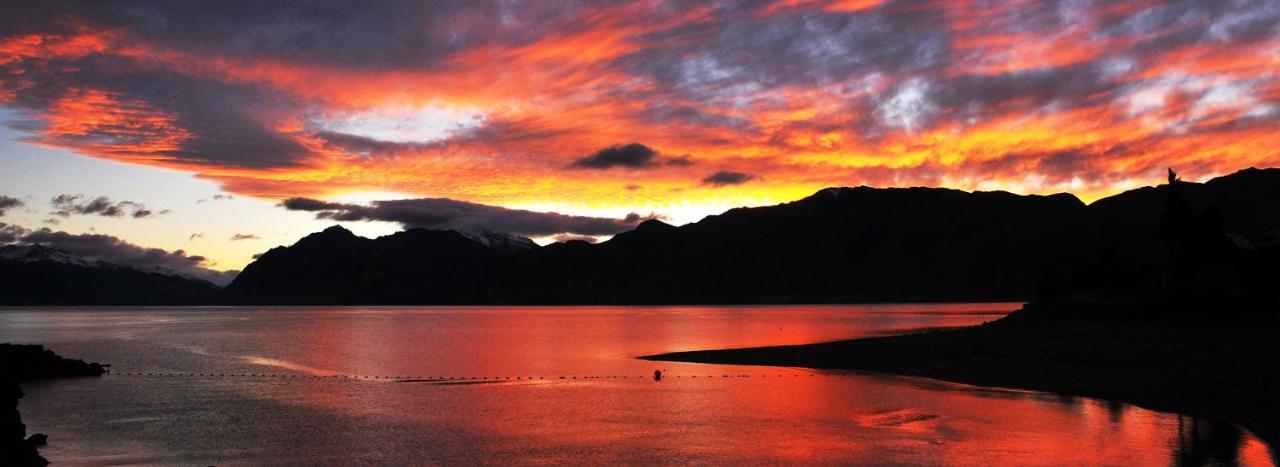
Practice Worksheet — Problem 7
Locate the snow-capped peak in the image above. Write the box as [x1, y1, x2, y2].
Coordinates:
[457, 229, 538, 252]
[0, 244, 96, 267]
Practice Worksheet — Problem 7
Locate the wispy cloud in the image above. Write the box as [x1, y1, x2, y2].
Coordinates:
[281, 197, 648, 237]
[196, 194, 234, 204]
[702, 171, 756, 187]
[50, 194, 158, 218]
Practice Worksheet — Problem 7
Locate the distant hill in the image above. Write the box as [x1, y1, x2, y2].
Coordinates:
[1069, 168, 1280, 294]
[0, 245, 221, 305]
[1089, 167, 1280, 248]
[143, 166, 1280, 305]
[488, 188, 1093, 304]
[218, 227, 524, 304]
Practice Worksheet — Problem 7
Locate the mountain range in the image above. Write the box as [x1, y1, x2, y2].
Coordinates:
[0, 244, 221, 305]
[3, 168, 1274, 306]
[217, 167, 1280, 305]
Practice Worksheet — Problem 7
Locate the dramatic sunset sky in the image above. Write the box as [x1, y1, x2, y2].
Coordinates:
[1, 0, 1277, 280]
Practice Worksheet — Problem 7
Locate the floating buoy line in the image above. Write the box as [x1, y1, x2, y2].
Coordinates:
[101, 371, 823, 383]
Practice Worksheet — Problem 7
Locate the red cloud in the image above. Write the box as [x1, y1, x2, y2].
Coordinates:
[0, 0, 1275, 212]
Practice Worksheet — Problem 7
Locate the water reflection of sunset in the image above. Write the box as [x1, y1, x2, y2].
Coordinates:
[6, 306, 1268, 464]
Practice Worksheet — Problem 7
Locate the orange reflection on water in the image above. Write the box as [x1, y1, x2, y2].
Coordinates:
[5, 305, 1273, 465]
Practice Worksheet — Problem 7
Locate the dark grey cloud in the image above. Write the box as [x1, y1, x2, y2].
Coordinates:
[934, 63, 1117, 124]
[314, 131, 433, 156]
[281, 197, 646, 237]
[618, 2, 951, 102]
[571, 143, 659, 169]
[701, 170, 756, 186]
[131, 72, 312, 169]
[20, 1, 594, 73]
[622, 212, 668, 223]
[50, 194, 155, 218]
[279, 198, 349, 212]
[569, 143, 697, 169]
[230, 234, 260, 241]
[2, 53, 313, 169]
[616, 0, 1280, 138]
[0, 223, 29, 243]
[9, 227, 235, 285]
[665, 155, 695, 167]
[0, 196, 23, 216]
[1101, 0, 1280, 56]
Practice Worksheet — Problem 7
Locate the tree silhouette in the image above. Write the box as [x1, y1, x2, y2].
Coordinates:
[1157, 169, 1192, 242]
[1154, 168, 1231, 303]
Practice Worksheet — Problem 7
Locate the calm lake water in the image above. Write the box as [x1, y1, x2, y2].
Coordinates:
[1, 304, 1273, 465]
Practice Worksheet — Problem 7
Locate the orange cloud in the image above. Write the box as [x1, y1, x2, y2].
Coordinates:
[0, 0, 1276, 223]
[38, 87, 192, 162]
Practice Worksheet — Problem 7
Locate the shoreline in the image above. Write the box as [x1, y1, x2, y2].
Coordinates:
[1, 344, 106, 466]
[641, 303, 1280, 457]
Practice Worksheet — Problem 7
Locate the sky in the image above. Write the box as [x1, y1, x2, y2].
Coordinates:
[1, 0, 1278, 279]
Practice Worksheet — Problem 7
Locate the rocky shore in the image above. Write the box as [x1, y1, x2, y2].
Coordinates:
[1, 344, 106, 466]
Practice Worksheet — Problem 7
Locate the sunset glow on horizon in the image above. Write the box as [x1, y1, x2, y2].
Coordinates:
[2, 0, 1279, 271]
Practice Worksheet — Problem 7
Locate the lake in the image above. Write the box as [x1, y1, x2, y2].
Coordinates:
[1, 304, 1273, 465]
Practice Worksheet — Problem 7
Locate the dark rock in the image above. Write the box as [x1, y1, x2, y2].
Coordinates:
[1, 344, 105, 466]
[0, 344, 107, 380]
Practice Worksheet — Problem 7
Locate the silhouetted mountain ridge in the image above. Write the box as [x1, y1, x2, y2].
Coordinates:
[210, 166, 1280, 305]
[1090, 167, 1280, 245]
[0, 245, 221, 305]
[488, 185, 1092, 304]
[221, 226, 508, 304]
